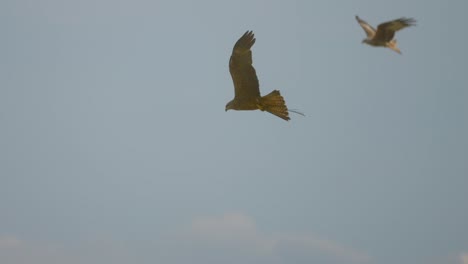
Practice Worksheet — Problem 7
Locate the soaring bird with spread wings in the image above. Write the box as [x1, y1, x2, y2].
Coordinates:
[225, 31, 301, 121]
[356, 16, 416, 54]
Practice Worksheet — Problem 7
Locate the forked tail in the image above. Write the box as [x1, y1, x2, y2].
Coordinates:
[260, 90, 291, 121]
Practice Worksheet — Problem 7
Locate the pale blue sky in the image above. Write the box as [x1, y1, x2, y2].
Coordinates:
[1, 0, 467, 264]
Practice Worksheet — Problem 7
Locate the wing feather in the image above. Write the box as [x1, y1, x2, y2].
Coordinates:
[229, 31, 261, 99]
[374, 17, 416, 42]
[355, 16, 376, 38]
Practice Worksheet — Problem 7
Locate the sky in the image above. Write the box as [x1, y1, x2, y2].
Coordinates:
[1, 0, 467, 263]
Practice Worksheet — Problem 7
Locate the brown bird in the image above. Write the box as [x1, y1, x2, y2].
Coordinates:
[356, 16, 416, 54]
[225, 31, 301, 121]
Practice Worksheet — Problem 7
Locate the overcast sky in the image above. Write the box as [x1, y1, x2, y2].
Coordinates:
[1, 0, 467, 264]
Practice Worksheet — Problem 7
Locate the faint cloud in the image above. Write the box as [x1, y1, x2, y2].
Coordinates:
[185, 212, 276, 255]
[189, 212, 267, 243]
[0, 237, 75, 264]
[173, 212, 372, 264]
[190, 212, 257, 236]
[460, 252, 468, 264]
[273, 234, 371, 264]
[0, 236, 134, 264]
[0, 236, 21, 249]
[0, 213, 372, 264]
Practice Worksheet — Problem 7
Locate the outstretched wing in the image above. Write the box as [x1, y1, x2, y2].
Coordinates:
[355, 16, 376, 38]
[374, 17, 416, 42]
[229, 31, 261, 99]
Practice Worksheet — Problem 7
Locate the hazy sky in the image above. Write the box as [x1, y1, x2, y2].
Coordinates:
[1, 0, 467, 264]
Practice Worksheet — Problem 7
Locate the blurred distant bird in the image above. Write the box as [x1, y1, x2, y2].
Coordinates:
[355, 16, 416, 54]
[225, 31, 302, 121]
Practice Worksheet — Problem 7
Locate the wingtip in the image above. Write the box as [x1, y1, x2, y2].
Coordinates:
[400, 17, 417, 26]
[242, 30, 255, 41]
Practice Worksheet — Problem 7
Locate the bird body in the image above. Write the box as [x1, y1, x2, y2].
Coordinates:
[356, 16, 416, 54]
[225, 31, 297, 121]
[225, 90, 290, 120]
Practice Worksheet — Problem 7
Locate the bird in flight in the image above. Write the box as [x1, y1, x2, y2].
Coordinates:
[225, 31, 302, 121]
[355, 16, 416, 54]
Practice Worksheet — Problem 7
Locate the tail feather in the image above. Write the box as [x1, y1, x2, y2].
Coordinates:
[260, 90, 291, 121]
[388, 40, 402, 54]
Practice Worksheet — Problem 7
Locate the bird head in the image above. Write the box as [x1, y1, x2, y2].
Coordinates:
[225, 99, 240, 111]
[225, 100, 233, 111]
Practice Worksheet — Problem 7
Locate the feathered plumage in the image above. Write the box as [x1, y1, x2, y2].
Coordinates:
[226, 31, 302, 121]
[356, 16, 416, 54]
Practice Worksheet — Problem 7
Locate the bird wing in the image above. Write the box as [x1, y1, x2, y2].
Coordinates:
[355, 16, 376, 38]
[229, 31, 261, 99]
[374, 17, 416, 42]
